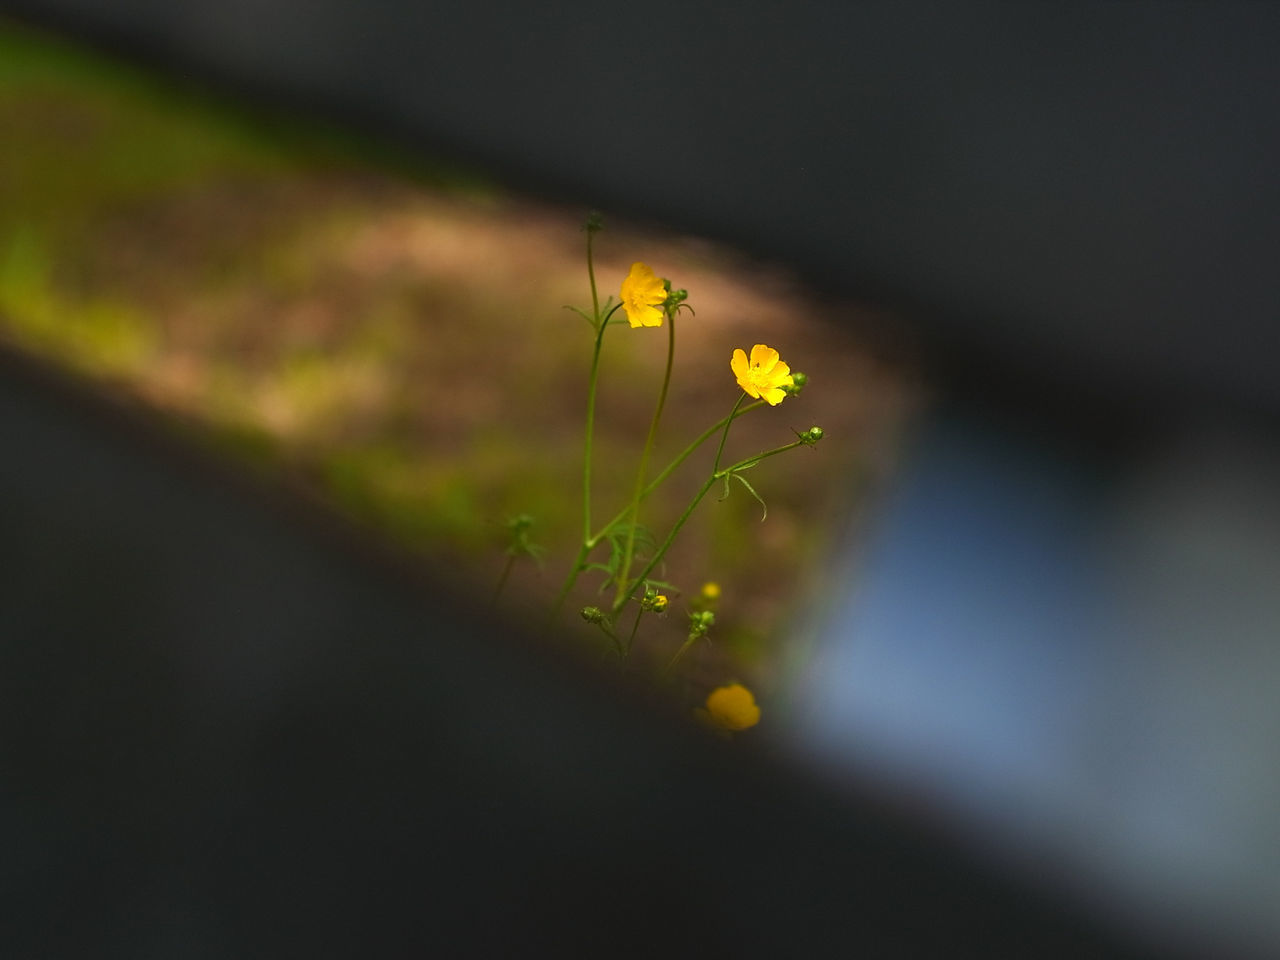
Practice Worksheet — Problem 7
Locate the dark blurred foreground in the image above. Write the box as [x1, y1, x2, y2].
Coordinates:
[0, 346, 1158, 956]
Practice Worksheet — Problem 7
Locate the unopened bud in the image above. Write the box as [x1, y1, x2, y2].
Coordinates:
[782, 371, 808, 396]
[688, 609, 716, 640]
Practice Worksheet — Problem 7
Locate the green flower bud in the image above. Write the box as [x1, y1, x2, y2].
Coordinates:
[580, 606, 606, 623]
[583, 211, 605, 233]
[688, 609, 716, 640]
[800, 425, 824, 446]
[782, 371, 808, 396]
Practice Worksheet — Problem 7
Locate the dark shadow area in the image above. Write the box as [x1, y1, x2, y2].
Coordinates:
[0, 344, 1153, 955]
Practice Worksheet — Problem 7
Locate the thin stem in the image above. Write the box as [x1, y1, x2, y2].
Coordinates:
[721, 438, 805, 476]
[582, 313, 609, 544]
[547, 234, 610, 633]
[614, 312, 676, 609]
[493, 553, 517, 604]
[611, 395, 744, 617]
[611, 398, 809, 619]
[625, 604, 644, 658]
[712, 394, 747, 473]
[663, 635, 698, 676]
[613, 475, 715, 619]
[547, 541, 589, 630]
[586, 399, 765, 549]
[551, 396, 765, 630]
[586, 227, 600, 333]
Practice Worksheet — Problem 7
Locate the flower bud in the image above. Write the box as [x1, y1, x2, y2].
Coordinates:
[583, 211, 604, 233]
[580, 606, 606, 623]
[800, 425, 824, 446]
[782, 371, 808, 396]
[688, 609, 716, 640]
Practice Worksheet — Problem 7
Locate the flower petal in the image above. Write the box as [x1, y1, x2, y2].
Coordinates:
[761, 386, 786, 406]
[749, 344, 779, 373]
[705, 684, 760, 730]
[730, 348, 749, 380]
[770, 361, 792, 386]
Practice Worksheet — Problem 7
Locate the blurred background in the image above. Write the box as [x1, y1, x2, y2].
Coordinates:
[5, 3, 1280, 956]
[0, 16, 921, 689]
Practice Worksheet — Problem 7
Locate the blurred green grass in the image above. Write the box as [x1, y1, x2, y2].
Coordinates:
[0, 17, 921, 693]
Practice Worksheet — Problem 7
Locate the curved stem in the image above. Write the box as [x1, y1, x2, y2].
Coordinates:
[613, 313, 676, 609]
[493, 553, 517, 604]
[547, 541, 590, 630]
[611, 395, 744, 618]
[663, 635, 698, 676]
[625, 604, 644, 658]
[548, 238, 609, 632]
[581, 317, 609, 544]
[586, 227, 600, 332]
[588, 399, 764, 550]
[721, 438, 805, 475]
[712, 394, 747, 473]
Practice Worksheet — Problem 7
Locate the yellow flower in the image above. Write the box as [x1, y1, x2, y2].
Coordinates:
[731, 344, 794, 405]
[620, 262, 666, 328]
[698, 683, 761, 731]
[700, 582, 721, 601]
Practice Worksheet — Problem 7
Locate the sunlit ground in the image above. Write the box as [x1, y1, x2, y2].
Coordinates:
[0, 18, 923, 702]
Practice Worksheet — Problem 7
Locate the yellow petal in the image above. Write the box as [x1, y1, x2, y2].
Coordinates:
[640, 304, 664, 327]
[705, 684, 760, 730]
[770, 361, 792, 386]
[730, 348, 749, 380]
[640, 279, 666, 302]
[749, 344, 779, 372]
[621, 263, 655, 301]
[761, 386, 786, 406]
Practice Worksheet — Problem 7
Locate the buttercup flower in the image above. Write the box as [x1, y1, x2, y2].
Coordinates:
[698, 683, 761, 731]
[620, 262, 666, 328]
[731, 344, 794, 405]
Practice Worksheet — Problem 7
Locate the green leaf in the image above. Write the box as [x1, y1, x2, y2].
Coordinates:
[733, 472, 768, 521]
[563, 304, 596, 327]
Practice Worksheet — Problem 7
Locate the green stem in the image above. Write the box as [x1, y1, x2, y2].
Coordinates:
[546, 319, 608, 629]
[663, 635, 698, 676]
[611, 395, 745, 618]
[720, 438, 806, 476]
[582, 312, 609, 545]
[547, 541, 590, 630]
[587, 399, 764, 550]
[712, 395, 747, 473]
[547, 233, 612, 632]
[625, 604, 644, 658]
[550, 396, 764, 630]
[493, 553, 517, 604]
[613, 312, 676, 609]
[586, 226, 600, 333]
